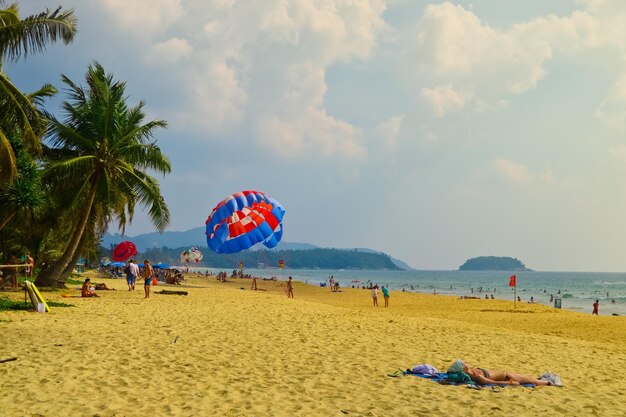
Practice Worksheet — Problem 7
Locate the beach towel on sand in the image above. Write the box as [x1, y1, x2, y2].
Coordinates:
[389, 370, 536, 388]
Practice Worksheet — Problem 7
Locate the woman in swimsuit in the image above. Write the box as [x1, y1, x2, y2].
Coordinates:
[449, 360, 551, 386]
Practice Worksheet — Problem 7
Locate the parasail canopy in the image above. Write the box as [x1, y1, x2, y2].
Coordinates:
[180, 247, 203, 264]
[112, 241, 137, 262]
[205, 190, 285, 254]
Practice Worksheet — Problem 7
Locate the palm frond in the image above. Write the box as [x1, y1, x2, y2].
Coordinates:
[0, 128, 16, 183]
[0, 4, 77, 62]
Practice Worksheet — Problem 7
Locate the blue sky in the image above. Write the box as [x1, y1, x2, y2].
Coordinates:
[11, 0, 626, 271]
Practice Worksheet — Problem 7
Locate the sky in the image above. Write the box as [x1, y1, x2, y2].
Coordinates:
[10, 0, 626, 272]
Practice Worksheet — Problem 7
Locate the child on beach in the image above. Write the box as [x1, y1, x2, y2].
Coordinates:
[593, 300, 599, 315]
[372, 285, 379, 307]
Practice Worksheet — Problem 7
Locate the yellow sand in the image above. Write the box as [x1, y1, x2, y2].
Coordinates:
[1, 272, 625, 416]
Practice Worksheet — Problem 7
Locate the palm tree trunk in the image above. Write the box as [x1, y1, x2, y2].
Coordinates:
[0, 211, 15, 230]
[59, 230, 88, 282]
[35, 184, 97, 287]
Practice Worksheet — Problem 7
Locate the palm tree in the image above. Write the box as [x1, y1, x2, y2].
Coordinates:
[0, 2, 76, 183]
[36, 62, 171, 287]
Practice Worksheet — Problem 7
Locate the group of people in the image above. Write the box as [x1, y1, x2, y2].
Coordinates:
[371, 285, 390, 307]
[123, 259, 156, 299]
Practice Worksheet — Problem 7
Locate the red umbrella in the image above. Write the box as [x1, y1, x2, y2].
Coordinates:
[112, 241, 137, 262]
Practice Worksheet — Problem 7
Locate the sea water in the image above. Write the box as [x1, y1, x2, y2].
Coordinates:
[187, 267, 626, 317]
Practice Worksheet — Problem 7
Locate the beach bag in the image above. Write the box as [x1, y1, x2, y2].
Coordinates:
[410, 364, 438, 376]
[151, 276, 158, 286]
[123, 264, 131, 275]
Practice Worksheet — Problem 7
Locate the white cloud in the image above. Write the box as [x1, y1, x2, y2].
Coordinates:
[413, 2, 602, 116]
[177, 62, 248, 133]
[146, 38, 193, 64]
[609, 144, 626, 162]
[87, 1, 387, 159]
[257, 110, 365, 160]
[113, 0, 387, 160]
[421, 85, 471, 117]
[376, 115, 404, 147]
[102, 0, 184, 34]
[493, 157, 532, 184]
[596, 72, 626, 128]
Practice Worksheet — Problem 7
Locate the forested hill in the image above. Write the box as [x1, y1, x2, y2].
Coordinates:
[105, 247, 403, 270]
[458, 256, 531, 271]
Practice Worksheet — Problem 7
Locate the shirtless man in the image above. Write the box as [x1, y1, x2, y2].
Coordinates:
[26, 255, 34, 277]
[448, 360, 558, 386]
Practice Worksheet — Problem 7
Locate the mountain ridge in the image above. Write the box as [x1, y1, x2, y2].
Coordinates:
[101, 227, 413, 270]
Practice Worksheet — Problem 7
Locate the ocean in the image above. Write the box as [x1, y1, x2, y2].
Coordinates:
[186, 267, 626, 317]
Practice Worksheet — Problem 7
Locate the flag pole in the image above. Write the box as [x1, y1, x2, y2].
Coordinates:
[514, 285, 517, 309]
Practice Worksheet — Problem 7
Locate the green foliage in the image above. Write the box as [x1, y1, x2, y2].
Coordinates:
[0, 297, 72, 311]
[459, 256, 530, 271]
[37, 62, 171, 286]
[0, 2, 76, 182]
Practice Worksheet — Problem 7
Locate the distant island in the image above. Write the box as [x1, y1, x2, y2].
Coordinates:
[458, 256, 531, 271]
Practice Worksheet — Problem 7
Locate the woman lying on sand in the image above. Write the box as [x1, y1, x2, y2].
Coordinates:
[448, 360, 562, 386]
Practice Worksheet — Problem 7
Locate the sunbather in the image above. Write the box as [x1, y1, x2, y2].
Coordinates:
[81, 279, 100, 298]
[448, 360, 561, 386]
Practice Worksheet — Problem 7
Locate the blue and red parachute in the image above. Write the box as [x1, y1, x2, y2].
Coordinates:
[205, 190, 285, 254]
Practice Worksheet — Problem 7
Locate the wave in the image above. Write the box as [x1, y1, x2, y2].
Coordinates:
[593, 281, 626, 286]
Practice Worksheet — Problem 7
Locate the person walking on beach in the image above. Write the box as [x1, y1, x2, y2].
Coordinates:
[592, 299, 599, 315]
[382, 285, 390, 307]
[129, 259, 140, 291]
[286, 276, 294, 298]
[124, 260, 133, 291]
[251, 276, 257, 290]
[372, 285, 379, 307]
[143, 260, 154, 299]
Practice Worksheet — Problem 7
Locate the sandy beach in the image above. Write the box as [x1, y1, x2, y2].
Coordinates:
[1, 272, 625, 416]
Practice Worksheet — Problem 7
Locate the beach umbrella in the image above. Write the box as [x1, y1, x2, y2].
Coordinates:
[180, 247, 203, 264]
[112, 241, 137, 262]
[100, 257, 111, 265]
[109, 261, 125, 267]
[154, 263, 170, 269]
[205, 190, 286, 254]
